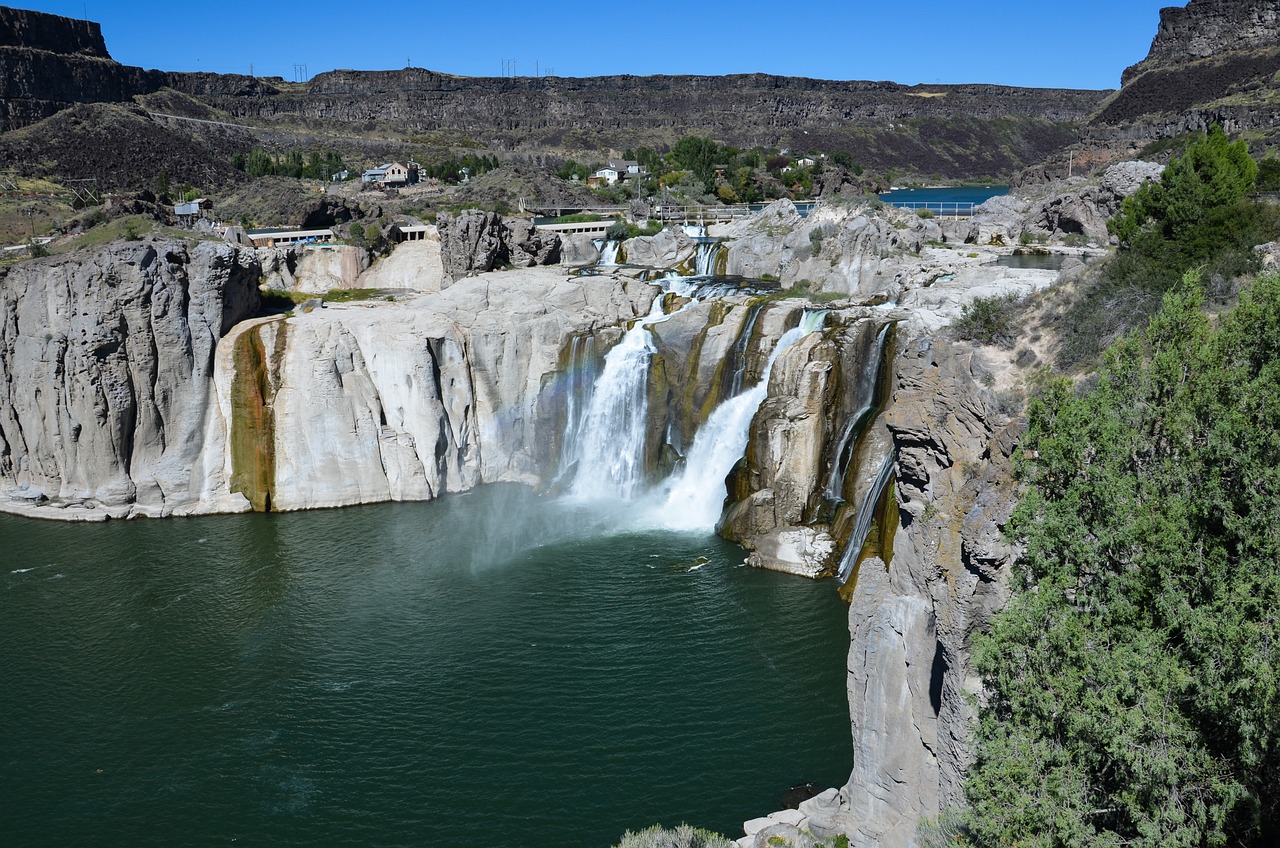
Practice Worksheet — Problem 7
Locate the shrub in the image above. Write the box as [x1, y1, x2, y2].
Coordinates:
[950, 293, 1023, 348]
[27, 239, 49, 258]
[614, 824, 734, 848]
[916, 208, 935, 219]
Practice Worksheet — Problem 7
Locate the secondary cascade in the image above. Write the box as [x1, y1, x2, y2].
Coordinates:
[655, 310, 828, 532]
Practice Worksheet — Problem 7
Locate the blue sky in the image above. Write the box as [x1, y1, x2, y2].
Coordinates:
[19, 0, 1171, 90]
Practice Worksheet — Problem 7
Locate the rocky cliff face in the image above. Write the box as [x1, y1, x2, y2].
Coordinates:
[1122, 0, 1280, 85]
[0, 7, 171, 130]
[0, 240, 260, 515]
[735, 338, 1022, 848]
[1083, 0, 1280, 157]
[0, 249, 666, 518]
[0, 7, 1102, 177]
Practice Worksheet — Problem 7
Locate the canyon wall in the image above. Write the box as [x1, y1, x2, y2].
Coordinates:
[0, 240, 260, 515]
[0, 7, 1103, 177]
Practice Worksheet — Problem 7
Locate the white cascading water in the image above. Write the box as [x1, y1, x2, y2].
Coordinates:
[654, 310, 828, 531]
[836, 450, 896, 582]
[567, 296, 673, 501]
[596, 239, 621, 267]
[556, 334, 598, 481]
[825, 322, 892, 502]
[693, 240, 722, 276]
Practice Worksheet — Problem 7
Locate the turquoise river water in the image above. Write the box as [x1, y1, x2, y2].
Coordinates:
[1, 485, 852, 847]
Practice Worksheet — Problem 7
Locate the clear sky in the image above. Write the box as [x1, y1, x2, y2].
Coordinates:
[15, 0, 1173, 90]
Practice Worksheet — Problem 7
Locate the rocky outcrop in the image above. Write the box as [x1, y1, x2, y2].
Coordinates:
[621, 228, 697, 269]
[1122, 0, 1280, 85]
[0, 240, 260, 517]
[964, 161, 1164, 245]
[1024, 160, 1164, 241]
[714, 200, 926, 298]
[736, 337, 1022, 848]
[436, 211, 561, 282]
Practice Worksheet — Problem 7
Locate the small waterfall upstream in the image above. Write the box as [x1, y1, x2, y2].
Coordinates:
[835, 451, 897, 583]
[722, 303, 765, 399]
[595, 239, 621, 267]
[825, 322, 893, 502]
[693, 239, 723, 276]
[656, 310, 828, 532]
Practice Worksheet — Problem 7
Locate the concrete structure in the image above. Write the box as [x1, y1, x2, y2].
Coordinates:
[246, 227, 335, 248]
[390, 223, 432, 242]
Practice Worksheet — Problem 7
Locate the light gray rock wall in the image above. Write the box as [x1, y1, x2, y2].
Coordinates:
[842, 338, 1019, 846]
[0, 240, 260, 517]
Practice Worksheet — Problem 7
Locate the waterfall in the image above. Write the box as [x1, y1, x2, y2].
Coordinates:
[656, 310, 828, 531]
[835, 451, 896, 583]
[595, 239, 621, 267]
[722, 303, 765, 400]
[693, 240, 722, 276]
[825, 322, 893, 502]
[567, 297, 673, 501]
[557, 334, 598, 479]
[682, 225, 706, 239]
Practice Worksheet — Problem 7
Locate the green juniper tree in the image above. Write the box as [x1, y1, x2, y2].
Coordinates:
[965, 272, 1280, 847]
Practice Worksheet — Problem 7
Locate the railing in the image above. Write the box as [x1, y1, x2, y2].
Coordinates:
[883, 201, 975, 217]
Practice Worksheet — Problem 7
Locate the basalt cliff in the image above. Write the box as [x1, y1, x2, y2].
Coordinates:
[0, 6, 1103, 179]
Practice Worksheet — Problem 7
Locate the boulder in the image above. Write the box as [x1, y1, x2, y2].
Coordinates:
[436, 210, 561, 281]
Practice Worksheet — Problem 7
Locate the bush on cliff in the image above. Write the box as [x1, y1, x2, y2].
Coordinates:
[1055, 125, 1280, 370]
[965, 271, 1280, 847]
[614, 823, 734, 848]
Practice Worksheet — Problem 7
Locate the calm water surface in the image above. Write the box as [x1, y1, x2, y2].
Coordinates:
[1, 485, 851, 847]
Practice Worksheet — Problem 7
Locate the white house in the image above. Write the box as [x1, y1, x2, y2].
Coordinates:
[361, 162, 419, 186]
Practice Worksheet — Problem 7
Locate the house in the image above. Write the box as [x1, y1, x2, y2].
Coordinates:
[361, 162, 419, 186]
[795, 157, 816, 169]
[590, 165, 623, 186]
[590, 160, 646, 186]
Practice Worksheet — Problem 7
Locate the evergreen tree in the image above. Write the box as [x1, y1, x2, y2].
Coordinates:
[966, 272, 1280, 846]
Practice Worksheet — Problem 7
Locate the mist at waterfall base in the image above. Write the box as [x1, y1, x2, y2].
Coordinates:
[0, 492, 851, 848]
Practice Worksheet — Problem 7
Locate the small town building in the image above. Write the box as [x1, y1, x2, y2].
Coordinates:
[174, 198, 213, 225]
[246, 227, 335, 248]
[590, 160, 646, 186]
[390, 223, 432, 243]
[362, 162, 419, 187]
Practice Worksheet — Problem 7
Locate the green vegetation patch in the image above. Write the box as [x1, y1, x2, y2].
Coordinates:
[951, 293, 1024, 349]
[1053, 125, 1280, 370]
[964, 271, 1280, 846]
